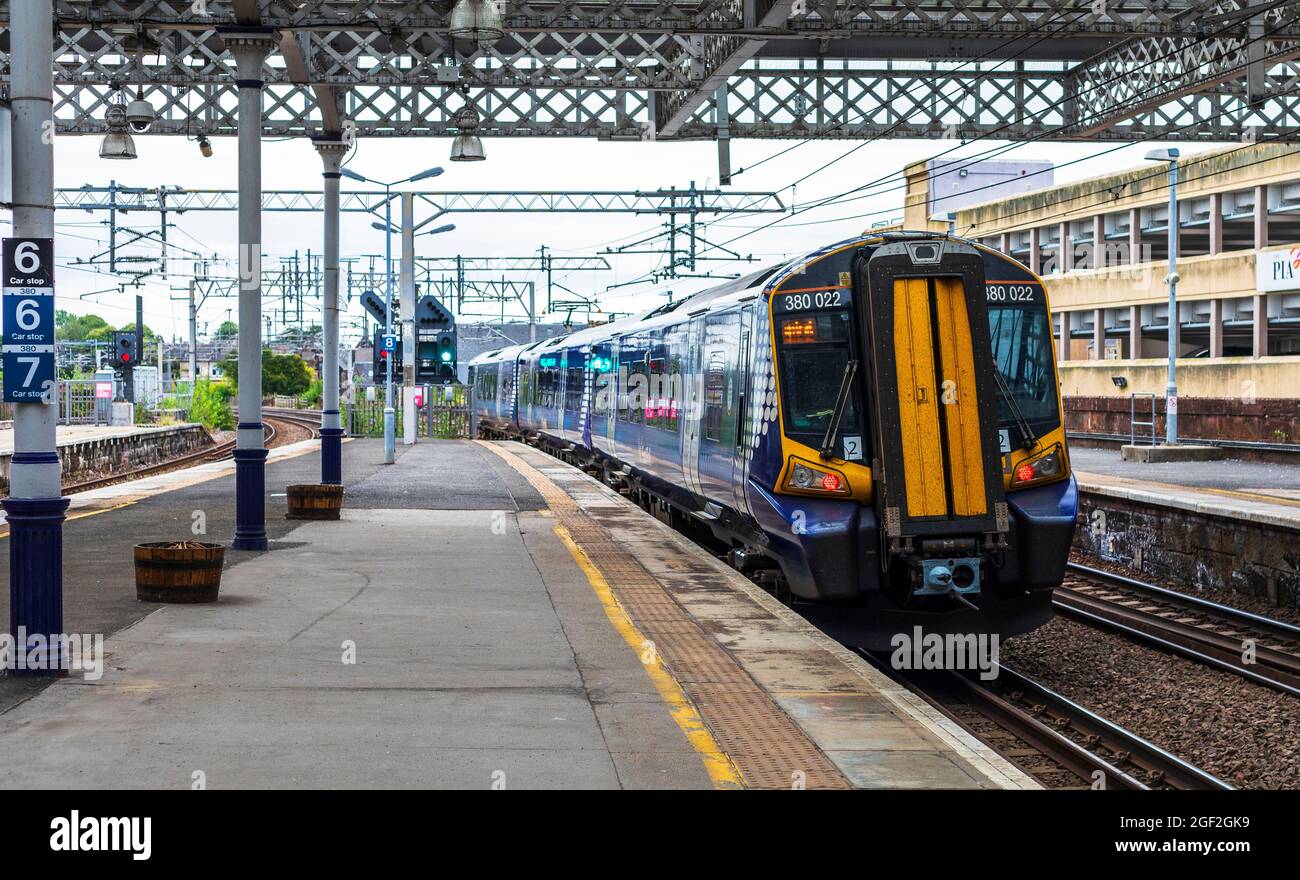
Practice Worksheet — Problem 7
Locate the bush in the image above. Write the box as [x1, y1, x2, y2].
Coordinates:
[188, 380, 235, 431]
[218, 350, 313, 398]
[300, 377, 323, 407]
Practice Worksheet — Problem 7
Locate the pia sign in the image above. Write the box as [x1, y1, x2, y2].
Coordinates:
[1256, 246, 1300, 292]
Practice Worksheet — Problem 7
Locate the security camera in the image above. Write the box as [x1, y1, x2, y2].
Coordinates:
[125, 98, 155, 133]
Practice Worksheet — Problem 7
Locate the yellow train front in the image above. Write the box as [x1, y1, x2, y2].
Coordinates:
[754, 234, 1075, 648]
[469, 232, 1076, 650]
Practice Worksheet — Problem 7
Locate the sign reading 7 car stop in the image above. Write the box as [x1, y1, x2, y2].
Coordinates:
[3, 237, 57, 404]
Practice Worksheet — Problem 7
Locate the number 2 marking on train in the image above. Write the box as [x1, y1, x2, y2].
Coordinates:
[842, 435, 863, 461]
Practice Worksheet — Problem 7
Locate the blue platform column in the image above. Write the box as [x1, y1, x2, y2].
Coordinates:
[314, 138, 348, 484]
[227, 31, 276, 551]
[5, 0, 70, 675]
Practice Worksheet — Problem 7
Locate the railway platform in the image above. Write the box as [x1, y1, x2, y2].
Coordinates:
[1070, 446, 1300, 613]
[0, 437, 1032, 790]
[1072, 446, 1300, 529]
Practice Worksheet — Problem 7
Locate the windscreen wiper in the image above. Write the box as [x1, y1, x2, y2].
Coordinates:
[820, 359, 859, 460]
[993, 369, 1037, 451]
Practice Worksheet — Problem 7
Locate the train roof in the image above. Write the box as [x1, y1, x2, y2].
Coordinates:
[469, 232, 1033, 365]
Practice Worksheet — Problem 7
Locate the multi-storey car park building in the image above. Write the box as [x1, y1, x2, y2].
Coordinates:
[938, 143, 1300, 449]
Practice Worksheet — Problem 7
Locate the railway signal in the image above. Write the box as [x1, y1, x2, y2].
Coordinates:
[113, 331, 137, 369]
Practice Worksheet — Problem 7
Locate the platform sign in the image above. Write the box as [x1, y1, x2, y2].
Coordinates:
[3, 237, 56, 403]
[380, 334, 397, 353]
[95, 381, 113, 400]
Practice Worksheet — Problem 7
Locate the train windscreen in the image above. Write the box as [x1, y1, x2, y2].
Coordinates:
[987, 305, 1059, 439]
[776, 310, 862, 439]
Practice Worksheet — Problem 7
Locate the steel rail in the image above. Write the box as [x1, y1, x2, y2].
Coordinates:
[1058, 563, 1300, 696]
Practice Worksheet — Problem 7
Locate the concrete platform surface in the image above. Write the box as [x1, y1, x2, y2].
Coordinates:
[0, 438, 1033, 790]
[0, 422, 200, 456]
[1073, 445, 1300, 529]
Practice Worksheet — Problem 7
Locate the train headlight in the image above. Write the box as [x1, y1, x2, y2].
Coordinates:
[782, 457, 851, 496]
[1010, 444, 1065, 488]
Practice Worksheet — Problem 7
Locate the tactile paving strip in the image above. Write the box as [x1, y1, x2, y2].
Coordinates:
[480, 441, 852, 790]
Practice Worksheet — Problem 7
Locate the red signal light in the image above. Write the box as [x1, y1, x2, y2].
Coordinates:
[120, 353, 131, 363]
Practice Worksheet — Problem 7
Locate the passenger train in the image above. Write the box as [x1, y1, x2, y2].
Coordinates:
[469, 233, 1077, 648]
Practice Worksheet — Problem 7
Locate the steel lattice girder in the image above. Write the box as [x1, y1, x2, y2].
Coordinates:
[4, 1, 1300, 141]
[53, 186, 786, 214]
[414, 255, 610, 271]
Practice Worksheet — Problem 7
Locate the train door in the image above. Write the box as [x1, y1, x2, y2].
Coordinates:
[857, 240, 1007, 596]
[697, 309, 740, 502]
[606, 336, 620, 456]
[730, 303, 754, 517]
[681, 315, 705, 498]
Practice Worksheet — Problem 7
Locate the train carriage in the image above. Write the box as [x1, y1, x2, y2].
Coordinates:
[469, 232, 1076, 648]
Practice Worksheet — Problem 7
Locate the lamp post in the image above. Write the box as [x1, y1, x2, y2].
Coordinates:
[340, 165, 444, 463]
[1145, 148, 1180, 446]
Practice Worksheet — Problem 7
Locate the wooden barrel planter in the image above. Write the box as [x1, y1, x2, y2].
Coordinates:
[286, 484, 344, 520]
[134, 542, 225, 603]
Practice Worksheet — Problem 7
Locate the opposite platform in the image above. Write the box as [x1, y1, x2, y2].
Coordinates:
[0, 438, 1032, 790]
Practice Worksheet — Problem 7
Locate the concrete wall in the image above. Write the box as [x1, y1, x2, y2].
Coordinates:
[1075, 488, 1300, 613]
[1059, 357, 1300, 399]
[1045, 250, 1256, 313]
[957, 142, 1300, 235]
[0, 424, 213, 494]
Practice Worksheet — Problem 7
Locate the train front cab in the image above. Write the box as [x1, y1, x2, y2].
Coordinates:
[757, 235, 1076, 648]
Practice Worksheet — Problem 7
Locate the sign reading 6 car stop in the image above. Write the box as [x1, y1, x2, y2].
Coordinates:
[3, 237, 56, 403]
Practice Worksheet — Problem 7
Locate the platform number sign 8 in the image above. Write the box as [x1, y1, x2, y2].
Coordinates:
[3, 237, 57, 403]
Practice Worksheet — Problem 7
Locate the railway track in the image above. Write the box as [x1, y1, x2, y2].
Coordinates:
[61, 409, 321, 496]
[868, 655, 1233, 790]
[262, 407, 323, 440]
[1055, 562, 1300, 698]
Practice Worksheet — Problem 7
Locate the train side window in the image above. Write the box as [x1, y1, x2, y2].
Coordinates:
[619, 339, 646, 424]
[703, 311, 739, 444]
[703, 350, 727, 442]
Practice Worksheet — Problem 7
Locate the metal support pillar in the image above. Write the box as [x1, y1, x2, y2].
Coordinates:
[188, 279, 199, 385]
[1058, 310, 1072, 361]
[1129, 306, 1142, 359]
[229, 32, 276, 551]
[1093, 309, 1105, 360]
[715, 85, 732, 186]
[1028, 227, 1041, 275]
[315, 138, 348, 484]
[1164, 160, 1180, 446]
[401, 192, 416, 446]
[5, 0, 69, 676]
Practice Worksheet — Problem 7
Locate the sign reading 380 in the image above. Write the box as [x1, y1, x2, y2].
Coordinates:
[3, 237, 56, 403]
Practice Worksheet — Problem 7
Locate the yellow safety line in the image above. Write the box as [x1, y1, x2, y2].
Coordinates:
[552, 523, 744, 789]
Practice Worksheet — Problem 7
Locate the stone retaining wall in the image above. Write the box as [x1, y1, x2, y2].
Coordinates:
[1074, 485, 1300, 614]
[0, 424, 213, 494]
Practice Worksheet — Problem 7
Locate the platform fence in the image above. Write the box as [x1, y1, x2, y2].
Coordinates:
[348, 385, 471, 440]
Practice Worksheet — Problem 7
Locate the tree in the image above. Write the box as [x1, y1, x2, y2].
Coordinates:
[217, 349, 313, 397]
[118, 322, 157, 346]
[55, 311, 109, 341]
[213, 320, 239, 340]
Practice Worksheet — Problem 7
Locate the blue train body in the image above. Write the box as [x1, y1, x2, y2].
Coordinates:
[469, 233, 1077, 648]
